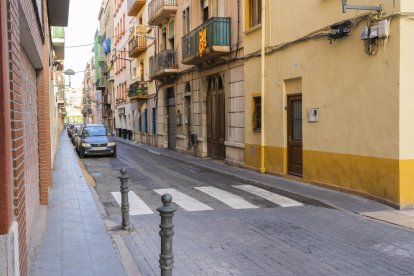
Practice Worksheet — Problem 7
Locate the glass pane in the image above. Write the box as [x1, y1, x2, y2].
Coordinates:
[292, 100, 302, 141]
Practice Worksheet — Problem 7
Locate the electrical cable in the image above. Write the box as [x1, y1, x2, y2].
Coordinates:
[244, 12, 414, 61]
[65, 26, 135, 48]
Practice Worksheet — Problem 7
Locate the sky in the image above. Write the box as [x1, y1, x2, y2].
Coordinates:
[64, 0, 102, 88]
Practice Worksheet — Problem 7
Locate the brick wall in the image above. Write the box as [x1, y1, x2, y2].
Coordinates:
[0, 0, 13, 236]
[21, 48, 40, 241]
[7, 0, 28, 274]
[37, 0, 52, 205]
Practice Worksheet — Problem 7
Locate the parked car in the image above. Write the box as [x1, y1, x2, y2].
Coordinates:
[71, 124, 83, 145]
[75, 124, 116, 158]
[67, 124, 74, 138]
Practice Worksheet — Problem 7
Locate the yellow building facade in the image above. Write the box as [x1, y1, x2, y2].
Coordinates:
[244, 0, 414, 208]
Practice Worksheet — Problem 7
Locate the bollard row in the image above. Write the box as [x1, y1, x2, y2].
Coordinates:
[118, 169, 176, 275]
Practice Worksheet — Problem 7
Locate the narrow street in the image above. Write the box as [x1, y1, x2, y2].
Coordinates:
[81, 142, 319, 218]
[80, 141, 414, 276]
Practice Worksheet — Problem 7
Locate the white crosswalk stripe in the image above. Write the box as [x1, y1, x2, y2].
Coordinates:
[111, 191, 154, 215]
[233, 185, 303, 207]
[154, 188, 213, 211]
[195, 186, 259, 209]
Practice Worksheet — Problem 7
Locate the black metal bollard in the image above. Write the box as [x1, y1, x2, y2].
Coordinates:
[157, 194, 177, 276]
[119, 168, 130, 230]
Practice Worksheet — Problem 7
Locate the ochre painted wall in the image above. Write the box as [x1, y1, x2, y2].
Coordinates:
[244, 0, 414, 207]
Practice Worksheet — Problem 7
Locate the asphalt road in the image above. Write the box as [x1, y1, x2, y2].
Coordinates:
[80, 142, 324, 218]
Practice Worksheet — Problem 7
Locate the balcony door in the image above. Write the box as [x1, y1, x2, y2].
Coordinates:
[207, 75, 225, 160]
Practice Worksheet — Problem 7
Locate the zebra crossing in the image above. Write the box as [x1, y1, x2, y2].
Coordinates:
[111, 185, 303, 216]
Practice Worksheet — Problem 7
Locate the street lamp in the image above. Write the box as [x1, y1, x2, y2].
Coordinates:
[64, 68, 76, 87]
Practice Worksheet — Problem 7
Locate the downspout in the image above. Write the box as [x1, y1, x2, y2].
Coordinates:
[260, 0, 266, 174]
[0, 0, 13, 234]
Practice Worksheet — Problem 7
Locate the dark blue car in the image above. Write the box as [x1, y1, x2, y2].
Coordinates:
[75, 124, 116, 158]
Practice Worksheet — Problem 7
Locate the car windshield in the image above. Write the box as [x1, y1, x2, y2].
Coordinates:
[83, 126, 109, 137]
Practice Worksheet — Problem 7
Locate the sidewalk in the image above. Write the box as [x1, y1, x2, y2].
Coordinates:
[115, 137, 414, 230]
[33, 134, 126, 276]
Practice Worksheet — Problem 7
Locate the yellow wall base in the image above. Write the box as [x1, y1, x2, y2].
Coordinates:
[245, 144, 414, 207]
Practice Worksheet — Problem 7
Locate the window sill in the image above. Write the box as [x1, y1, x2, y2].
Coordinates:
[252, 129, 261, 133]
[244, 24, 262, 35]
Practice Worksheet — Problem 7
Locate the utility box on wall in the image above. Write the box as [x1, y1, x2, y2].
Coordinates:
[308, 108, 319, 122]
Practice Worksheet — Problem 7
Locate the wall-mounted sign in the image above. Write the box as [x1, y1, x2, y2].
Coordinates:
[308, 108, 319, 122]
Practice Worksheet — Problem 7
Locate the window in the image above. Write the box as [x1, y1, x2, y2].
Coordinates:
[139, 61, 144, 81]
[138, 110, 142, 132]
[201, 0, 209, 22]
[168, 21, 175, 49]
[252, 96, 261, 131]
[144, 109, 148, 133]
[249, 0, 262, 28]
[161, 27, 167, 50]
[152, 108, 156, 135]
[183, 7, 190, 35]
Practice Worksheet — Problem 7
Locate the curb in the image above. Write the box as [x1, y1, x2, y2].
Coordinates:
[80, 158, 143, 276]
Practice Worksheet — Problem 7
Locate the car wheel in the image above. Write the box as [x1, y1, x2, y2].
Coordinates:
[79, 149, 85, 158]
[112, 152, 117, 158]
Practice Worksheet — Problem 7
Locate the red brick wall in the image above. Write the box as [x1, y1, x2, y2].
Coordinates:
[21, 48, 40, 241]
[0, 0, 13, 236]
[37, 0, 52, 206]
[7, 0, 28, 274]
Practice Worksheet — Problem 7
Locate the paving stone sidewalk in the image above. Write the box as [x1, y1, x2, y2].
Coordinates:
[34, 134, 125, 276]
[118, 206, 414, 276]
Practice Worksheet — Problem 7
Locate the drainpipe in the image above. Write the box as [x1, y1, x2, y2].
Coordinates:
[260, 0, 266, 174]
[0, 0, 13, 234]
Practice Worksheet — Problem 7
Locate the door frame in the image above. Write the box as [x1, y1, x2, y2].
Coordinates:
[287, 94, 303, 177]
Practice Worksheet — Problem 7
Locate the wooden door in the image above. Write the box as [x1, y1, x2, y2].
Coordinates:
[207, 76, 225, 160]
[288, 95, 303, 176]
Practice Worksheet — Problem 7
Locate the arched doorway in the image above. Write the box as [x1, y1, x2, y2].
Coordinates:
[167, 87, 176, 150]
[207, 75, 225, 160]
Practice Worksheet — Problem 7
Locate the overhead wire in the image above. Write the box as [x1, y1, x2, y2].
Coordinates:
[65, 25, 135, 49]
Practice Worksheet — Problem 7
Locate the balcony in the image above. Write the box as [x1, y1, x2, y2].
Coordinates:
[149, 49, 178, 80]
[128, 28, 147, 58]
[51, 27, 65, 60]
[127, 0, 146, 16]
[182, 17, 231, 65]
[128, 81, 148, 101]
[148, 0, 177, 26]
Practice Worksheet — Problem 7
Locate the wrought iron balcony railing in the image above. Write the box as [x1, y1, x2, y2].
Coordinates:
[182, 17, 231, 65]
[148, 0, 177, 26]
[128, 81, 148, 100]
[128, 29, 147, 58]
[149, 49, 178, 80]
[127, 0, 146, 16]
